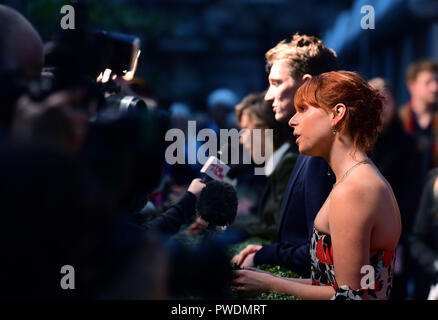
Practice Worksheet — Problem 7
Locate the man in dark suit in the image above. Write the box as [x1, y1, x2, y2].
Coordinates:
[232, 34, 338, 277]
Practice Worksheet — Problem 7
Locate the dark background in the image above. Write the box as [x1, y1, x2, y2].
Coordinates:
[2, 0, 438, 110]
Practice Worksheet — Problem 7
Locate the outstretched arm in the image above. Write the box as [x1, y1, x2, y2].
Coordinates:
[328, 183, 375, 290]
[144, 178, 205, 235]
[231, 269, 334, 299]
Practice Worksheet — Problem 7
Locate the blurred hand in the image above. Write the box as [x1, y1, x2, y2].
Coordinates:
[187, 178, 206, 198]
[241, 253, 256, 268]
[231, 268, 273, 297]
[231, 244, 262, 268]
[168, 184, 186, 204]
[11, 89, 91, 152]
[237, 198, 253, 215]
[188, 216, 209, 235]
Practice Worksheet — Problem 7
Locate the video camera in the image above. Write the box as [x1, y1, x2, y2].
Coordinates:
[40, 3, 146, 117]
[34, 2, 169, 210]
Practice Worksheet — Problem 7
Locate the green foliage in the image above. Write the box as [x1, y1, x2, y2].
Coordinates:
[170, 225, 203, 247]
[253, 265, 299, 300]
[229, 238, 300, 300]
[25, 0, 66, 38]
[169, 230, 300, 300]
[24, 0, 173, 40]
[228, 237, 269, 257]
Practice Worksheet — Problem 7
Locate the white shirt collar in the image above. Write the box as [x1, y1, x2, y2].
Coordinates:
[264, 142, 291, 177]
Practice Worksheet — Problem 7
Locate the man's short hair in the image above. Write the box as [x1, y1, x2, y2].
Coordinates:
[265, 33, 339, 80]
[406, 59, 438, 83]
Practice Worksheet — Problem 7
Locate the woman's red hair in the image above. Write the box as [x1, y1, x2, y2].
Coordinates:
[294, 70, 384, 152]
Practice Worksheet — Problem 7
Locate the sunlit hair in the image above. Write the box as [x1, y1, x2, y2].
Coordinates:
[294, 71, 384, 152]
[368, 77, 392, 93]
[265, 33, 338, 80]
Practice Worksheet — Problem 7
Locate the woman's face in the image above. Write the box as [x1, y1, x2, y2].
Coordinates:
[239, 111, 266, 162]
[288, 103, 333, 157]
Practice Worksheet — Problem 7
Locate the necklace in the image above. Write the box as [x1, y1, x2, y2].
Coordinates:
[332, 159, 371, 188]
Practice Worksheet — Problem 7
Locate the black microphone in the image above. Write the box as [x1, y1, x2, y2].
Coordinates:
[196, 180, 238, 228]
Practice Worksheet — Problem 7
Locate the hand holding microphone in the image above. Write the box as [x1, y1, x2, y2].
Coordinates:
[187, 178, 206, 198]
[188, 180, 238, 235]
[188, 144, 238, 235]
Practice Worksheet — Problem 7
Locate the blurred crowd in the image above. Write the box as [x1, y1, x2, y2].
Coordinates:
[1, 4, 438, 300]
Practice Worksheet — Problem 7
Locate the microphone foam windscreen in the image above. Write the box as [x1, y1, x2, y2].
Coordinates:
[196, 180, 238, 227]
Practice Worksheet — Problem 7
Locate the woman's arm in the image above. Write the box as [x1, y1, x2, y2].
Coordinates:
[243, 267, 312, 284]
[231, 269, 335, 299]
[328, 183, 375, 290]
[270, 275, 335, 299]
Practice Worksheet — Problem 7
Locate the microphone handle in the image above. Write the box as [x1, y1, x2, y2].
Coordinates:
[201, 174, 213, 183]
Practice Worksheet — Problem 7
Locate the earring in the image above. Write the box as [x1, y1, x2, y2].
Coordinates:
[333, 129, 337, 135]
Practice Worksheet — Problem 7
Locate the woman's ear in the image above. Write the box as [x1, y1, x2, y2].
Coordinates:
[332, 103, 346, 127]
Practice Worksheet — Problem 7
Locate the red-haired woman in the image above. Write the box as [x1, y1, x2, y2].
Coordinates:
[231, 71, 401, 300]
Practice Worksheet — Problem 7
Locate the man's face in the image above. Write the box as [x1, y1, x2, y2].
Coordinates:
[409, 70, 438, 106]
[265, 60, 303, 123]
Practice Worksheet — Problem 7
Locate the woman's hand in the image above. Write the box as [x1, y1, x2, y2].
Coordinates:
[231, 268, 274, 297]
[231, 244, 262, 268]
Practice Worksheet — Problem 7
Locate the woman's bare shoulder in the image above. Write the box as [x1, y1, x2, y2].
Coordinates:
[331, 169, 385, 199]
[328, 166, 400, 249]
[329, 169, 388, 221]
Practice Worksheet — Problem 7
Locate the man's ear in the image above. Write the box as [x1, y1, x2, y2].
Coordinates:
[302, 74, 312, 81]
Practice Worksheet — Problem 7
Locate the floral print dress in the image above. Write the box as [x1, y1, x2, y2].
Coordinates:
[310, 227, 395, 300]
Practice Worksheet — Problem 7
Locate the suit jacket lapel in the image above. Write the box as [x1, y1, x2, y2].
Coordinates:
[277, 154, 308, 236]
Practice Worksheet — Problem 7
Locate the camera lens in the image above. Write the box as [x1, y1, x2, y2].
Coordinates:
[119, 96, 146, 112]
[105, 94, 146, 113]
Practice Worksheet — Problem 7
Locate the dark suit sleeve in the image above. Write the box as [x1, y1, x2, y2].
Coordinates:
[143, 191, 197, 235]
[254, 157, 333, 277]
[253, 241, 311, 276]
[271, 153, 297, 226]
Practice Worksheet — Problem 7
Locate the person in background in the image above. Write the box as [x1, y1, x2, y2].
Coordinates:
[206, 88, 239, 133]
[368, 77, 421, 300]
[0, 4, 44, 140]
[409, 169, 438, 300]
[399, 60, 438, 187]
[166, 102, 200, 187]
[232, 91, 296, 241]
